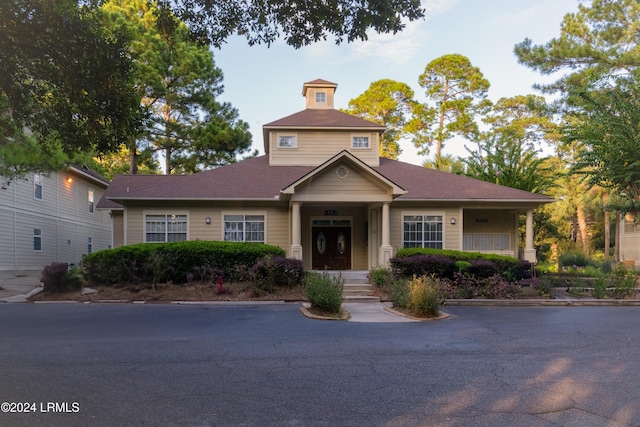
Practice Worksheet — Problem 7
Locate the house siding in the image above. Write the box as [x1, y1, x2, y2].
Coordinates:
[269, 130, 379, 167]
[390, 205, 461, 252]
[0, 170, 111, 271]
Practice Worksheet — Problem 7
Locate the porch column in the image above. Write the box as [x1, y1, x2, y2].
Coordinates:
[523, 209, 536, 263]
[379, 202, 393, 266]
[291, 202, 302, 260]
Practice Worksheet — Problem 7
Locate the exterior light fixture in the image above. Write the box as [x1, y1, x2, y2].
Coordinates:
[450, 218, 457, 225]
[205, 217, 211, 224]
[66, 177, 73, 183]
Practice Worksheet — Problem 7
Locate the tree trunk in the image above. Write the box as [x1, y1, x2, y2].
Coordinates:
[129, 145, 138, 175]
[577, 205, 589, 256]
[614, 212, 621, 262]
[604, 209, 611, 259]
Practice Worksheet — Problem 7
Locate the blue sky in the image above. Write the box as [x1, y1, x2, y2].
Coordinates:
[213, 0, 579, 166]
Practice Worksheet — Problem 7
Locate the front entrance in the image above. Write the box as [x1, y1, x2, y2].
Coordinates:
[312, 226, 351, 270]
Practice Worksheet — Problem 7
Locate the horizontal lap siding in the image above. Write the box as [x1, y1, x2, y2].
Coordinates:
[0, 210, 16, 269]
[269, 131, 379, 167]
[621, 234, 640, 261]
[390, 206, 461, 252]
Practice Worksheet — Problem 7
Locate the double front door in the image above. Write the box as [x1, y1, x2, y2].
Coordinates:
[311, 227, 351, 270]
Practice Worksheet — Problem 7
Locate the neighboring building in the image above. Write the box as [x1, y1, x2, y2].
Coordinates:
[0, 166, 112, 272]
[620, 212, 640, 267]
[98, 79, 553, 270]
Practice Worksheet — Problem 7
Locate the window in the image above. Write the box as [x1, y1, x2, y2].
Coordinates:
[352, 136, 370, 148]
[278, 135, 297, 148]
[224, 214, 265, 242]
[88, 237, 93, 254]
[33, 229, 42, 251]
[34, 173, 43, 200]
[145, 214, 187, 242]
[403, 215, 443, 249]
[315, 92, 326, 103]
[88, 190, 94, 213]
[463, 234, 510, 251]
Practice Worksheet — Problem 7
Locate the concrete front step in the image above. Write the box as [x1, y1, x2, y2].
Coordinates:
[314, 270, 380, 302]
[342, 295, 381, 303]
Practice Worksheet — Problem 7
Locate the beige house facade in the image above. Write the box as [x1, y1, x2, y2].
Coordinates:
[0, 166, 112, 271]
[98, 79, 553, 270]
[620, 213, 640, 267]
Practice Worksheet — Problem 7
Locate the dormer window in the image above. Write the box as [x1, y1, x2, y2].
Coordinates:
[315, 92, 326, 103]
[278, 135, 297, 148]
[352, 135, 370, 149]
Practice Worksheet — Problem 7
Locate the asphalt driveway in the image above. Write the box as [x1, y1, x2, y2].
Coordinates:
[1, 303, 639, 426]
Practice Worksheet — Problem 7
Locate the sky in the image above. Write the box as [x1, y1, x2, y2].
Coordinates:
[213, 0, 580, 166]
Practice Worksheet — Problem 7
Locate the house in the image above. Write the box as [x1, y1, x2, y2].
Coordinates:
[0, 165, 112, 272]
[620, 213, 640, 267]
[98, 79, 553, 270]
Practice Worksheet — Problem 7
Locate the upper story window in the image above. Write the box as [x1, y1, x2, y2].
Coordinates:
[34, 173, 43, 200]
[145, 214, 187, 243]
[278, 135, 297, 149]
[352, 136, 370, 149]
[88, 190, 94, 213]
[315, 92, 326, 103]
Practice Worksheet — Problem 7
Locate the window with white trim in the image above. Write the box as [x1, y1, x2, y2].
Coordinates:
[33, 228, 42, 251]
[315, 92, 326, 103]
[352, 136, 370, 148]
[403, 215, 443, 249]
[34, 173, 43, 200]
[224, 214, 265, 242]
[88, 190, 94, 213]
[278, 135, 297, 148]
[145, 214, 187, 242]
[88, 237, 94, 254]
[463, 234, 511, 251]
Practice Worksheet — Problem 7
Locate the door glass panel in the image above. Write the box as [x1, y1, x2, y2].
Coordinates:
[317, 232, 327, 254]
[337, 232, 345, 254]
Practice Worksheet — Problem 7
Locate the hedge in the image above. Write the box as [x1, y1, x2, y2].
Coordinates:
[391, 248, 532, 281]
[82, 241, 286, 286]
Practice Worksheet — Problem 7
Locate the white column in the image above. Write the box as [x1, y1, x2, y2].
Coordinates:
[379, 202, 393, 266]
[524, 209, 536, 263]
[291, 202, 302, 260]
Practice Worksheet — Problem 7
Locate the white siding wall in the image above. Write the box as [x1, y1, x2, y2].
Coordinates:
[0, 171, 112, 270]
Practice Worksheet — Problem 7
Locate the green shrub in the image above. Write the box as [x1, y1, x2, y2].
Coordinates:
[407, 275, 443, 318]
[41, 262, 82, 293]
[304, 272, 343, 314]
[251, 256, 305, 293]
[592, 277, 607, 299]
[454, 260, 471, 273]
[82, 241, 286, 286]
[558, 251, 595, 269]
[389, 277, 411, 309]
[369, 266, 394, 288]
[610, 265, 637, 299]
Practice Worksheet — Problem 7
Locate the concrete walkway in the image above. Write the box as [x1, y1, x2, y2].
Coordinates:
[0, 270, 42, 303]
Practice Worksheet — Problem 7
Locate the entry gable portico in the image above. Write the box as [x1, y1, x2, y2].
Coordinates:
[281, 150, 405, 202]
[281, 150, 405, 269]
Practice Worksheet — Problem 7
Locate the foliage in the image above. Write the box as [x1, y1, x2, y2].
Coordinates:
[103, 0, 253, 174]
[344, 79, 417, 159]
[41, 262, 82, 293]
[514, 0, 640, 95]
[558, 251, 596, 269]
[369, 266, 395, 288]
[393, 247, 531, 281]
[0, 0, 142, 181]
[422, 154, 466, 174]
[445, 273, 519, 299]
[410, 54, 491, 158]
[391, 254, 456, 279]
[250, 256, 305, 293]
[304, 272, 343, 314]
[162, 0, 425, 48]
[82, 241, 285, 285]
[406, 275, 443, 318]
[564, 81, 640, 211]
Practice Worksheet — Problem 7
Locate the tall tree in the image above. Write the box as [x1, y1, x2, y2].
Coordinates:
[422, 154, 465, 174]
[514, 0, 640, 95]
[161, 0, 425, 48]
[103, 0, 252, 174]
[411, 54, 491, 159]
[343, 79, 416, 159]
[0, 0, 141, 182]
